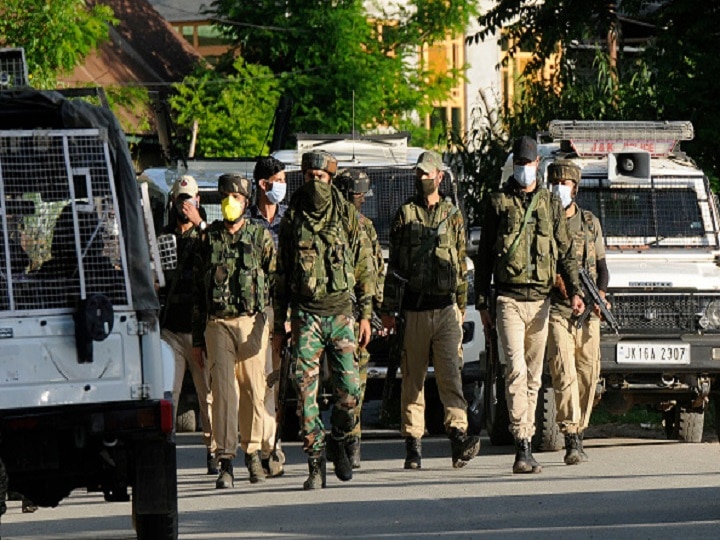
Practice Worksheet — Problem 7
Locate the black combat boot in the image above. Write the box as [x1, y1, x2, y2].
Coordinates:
[448, 428, 481, 469]
[327, 436, 353, 481]
[303, 452, 327, 490]
[244, 450, 266, 484]
[564, 433, 581, 465]
[404, 437, 422, 470]
[578, 431, 589, 462]
[206, 452, 218, 475]
[346, 436, 361, 469]
[216, 458, 234, 489]
[512, 439, 542, 474]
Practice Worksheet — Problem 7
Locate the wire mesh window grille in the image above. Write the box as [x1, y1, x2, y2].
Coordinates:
[0, 129, 130, 312]
[608, 293, 720, 333]
[576, 178, 716, 247]
[0, 48, 29, 88]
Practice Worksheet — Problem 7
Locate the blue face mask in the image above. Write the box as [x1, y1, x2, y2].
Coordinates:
[265, 182, 287, 205]
[552, 184, 573, 208]
[513, 164, 537, 187]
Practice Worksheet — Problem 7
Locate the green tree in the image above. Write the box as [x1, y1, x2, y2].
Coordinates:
[168, 57, 282, 158]
[0, 0, 116, 88]
[205, 0, 477, 139]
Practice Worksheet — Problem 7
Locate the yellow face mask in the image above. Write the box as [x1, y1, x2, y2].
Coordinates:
[221, 195, 244, 222]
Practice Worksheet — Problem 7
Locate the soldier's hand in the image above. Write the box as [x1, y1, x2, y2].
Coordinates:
[571, 295, 585, 316]
[182, 200, 202, 227]
[267, 369, 280, 388]
[381, 313, 396, 335]
[358, 319, 372, 348]
[192, 346, 206, 369]
[594, 290, 611, 317]
[479, 307, 494, 332]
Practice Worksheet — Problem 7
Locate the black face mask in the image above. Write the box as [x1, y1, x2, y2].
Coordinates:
[415, 177, 437, 197]
[300, 179, 332, 215]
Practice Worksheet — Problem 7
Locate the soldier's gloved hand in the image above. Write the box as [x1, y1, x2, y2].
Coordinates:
[267, 369, 280, 388]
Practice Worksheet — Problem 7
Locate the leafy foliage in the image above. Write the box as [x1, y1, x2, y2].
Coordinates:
[168, 57, 282, 158]
[0, 0, 116, 88]
[205, 0, 477, 139]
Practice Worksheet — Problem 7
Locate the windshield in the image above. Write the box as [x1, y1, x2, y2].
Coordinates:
[576, 182, 717, 248]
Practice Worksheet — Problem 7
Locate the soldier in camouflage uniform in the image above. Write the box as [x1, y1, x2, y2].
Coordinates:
[381, 150, 480, 470]
[335, 168, 385, 469]
[192, 173, 276, 489]
[273, 150, 374, 490]
[475, 137, 584, 474]
[546, 159, 609, 465]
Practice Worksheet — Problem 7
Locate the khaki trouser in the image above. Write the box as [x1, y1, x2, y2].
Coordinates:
[261, 306, 279, 459]
[496, 296, 550, 440]
[205, 312, 268, 459]
[163, 329, 212, 449]
[400, 304, 467, 439]
[547, 310, 601, 434]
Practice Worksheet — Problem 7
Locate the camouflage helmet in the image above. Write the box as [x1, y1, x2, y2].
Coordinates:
[335, 168, 371, 198]
[547, 159, 582, 184]
[301, 150, 338, 177]
[218, 173, 252, 198]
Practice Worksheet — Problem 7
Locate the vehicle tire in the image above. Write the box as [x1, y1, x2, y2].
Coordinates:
[484, 338, 513, 445]
[664, 405, 705, 443]
[132, 438, 178, 540]
[175, 408, 196, 433]
[677, 407, 704, 443]
[532, 382, 564, 452]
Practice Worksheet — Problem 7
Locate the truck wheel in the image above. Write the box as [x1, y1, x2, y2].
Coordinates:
[133, 439, 179, 540]
[664, 405, 705, 443]
[678, 407, 704, 443]
[175, 409, 196, 433]
[532, 383, 564, 452]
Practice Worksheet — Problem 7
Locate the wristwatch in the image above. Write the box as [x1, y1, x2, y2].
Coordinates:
[198, 220, 208, 231]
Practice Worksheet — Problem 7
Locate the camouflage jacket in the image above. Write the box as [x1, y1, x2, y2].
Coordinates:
[273, 184, 374, 334]
[359, 212, 385, 309]
[475, 180, 581, 304]
[381, 194, 468, 313]
[551, 204, 605, 315]
[158, 223, 201, 334]
[192, 219, 276, 347]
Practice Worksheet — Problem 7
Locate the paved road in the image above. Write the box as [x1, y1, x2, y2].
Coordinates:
[2, 429, 720, 539]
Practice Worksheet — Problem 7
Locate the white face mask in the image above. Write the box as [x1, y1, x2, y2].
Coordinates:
[265, 182, 287, 205]
[552, 184, 574, 208]
[513, 164, 537, 187]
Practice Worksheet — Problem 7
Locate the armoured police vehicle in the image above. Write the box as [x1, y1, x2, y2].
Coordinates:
[484, 120, 720, 449]
[141, 132, 485, 435]
[0, 77, 177, 537]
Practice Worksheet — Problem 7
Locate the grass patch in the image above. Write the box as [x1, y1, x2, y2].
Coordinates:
[590, 402, 663, 427]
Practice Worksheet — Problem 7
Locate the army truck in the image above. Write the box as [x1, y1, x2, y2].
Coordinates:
[0, 88, 177, 539]
[484, 120, 720, 449]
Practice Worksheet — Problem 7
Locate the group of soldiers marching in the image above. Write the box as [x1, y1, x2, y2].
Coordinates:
[160, 135, 611, 491]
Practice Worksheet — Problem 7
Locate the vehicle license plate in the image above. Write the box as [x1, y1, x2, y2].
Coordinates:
[616, 343, 690, 364]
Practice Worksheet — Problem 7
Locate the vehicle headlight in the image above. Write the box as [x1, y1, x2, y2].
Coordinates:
[699, 299, 720, 329]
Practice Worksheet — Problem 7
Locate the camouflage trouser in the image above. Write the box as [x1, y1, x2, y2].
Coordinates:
[292, 308, 359, 456]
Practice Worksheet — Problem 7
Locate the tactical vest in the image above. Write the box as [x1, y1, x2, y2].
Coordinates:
[207, 222, 268, 315]
[291, 204, 355, 300]
[493, 188, 557, 287]
[396, 200, 459, 296]
[575, 209, 598, 280]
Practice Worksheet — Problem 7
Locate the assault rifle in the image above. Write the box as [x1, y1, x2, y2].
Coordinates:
[270, 331, 293, 468]
[576, 267, 620, 334]
[379, 271, 408, 426]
